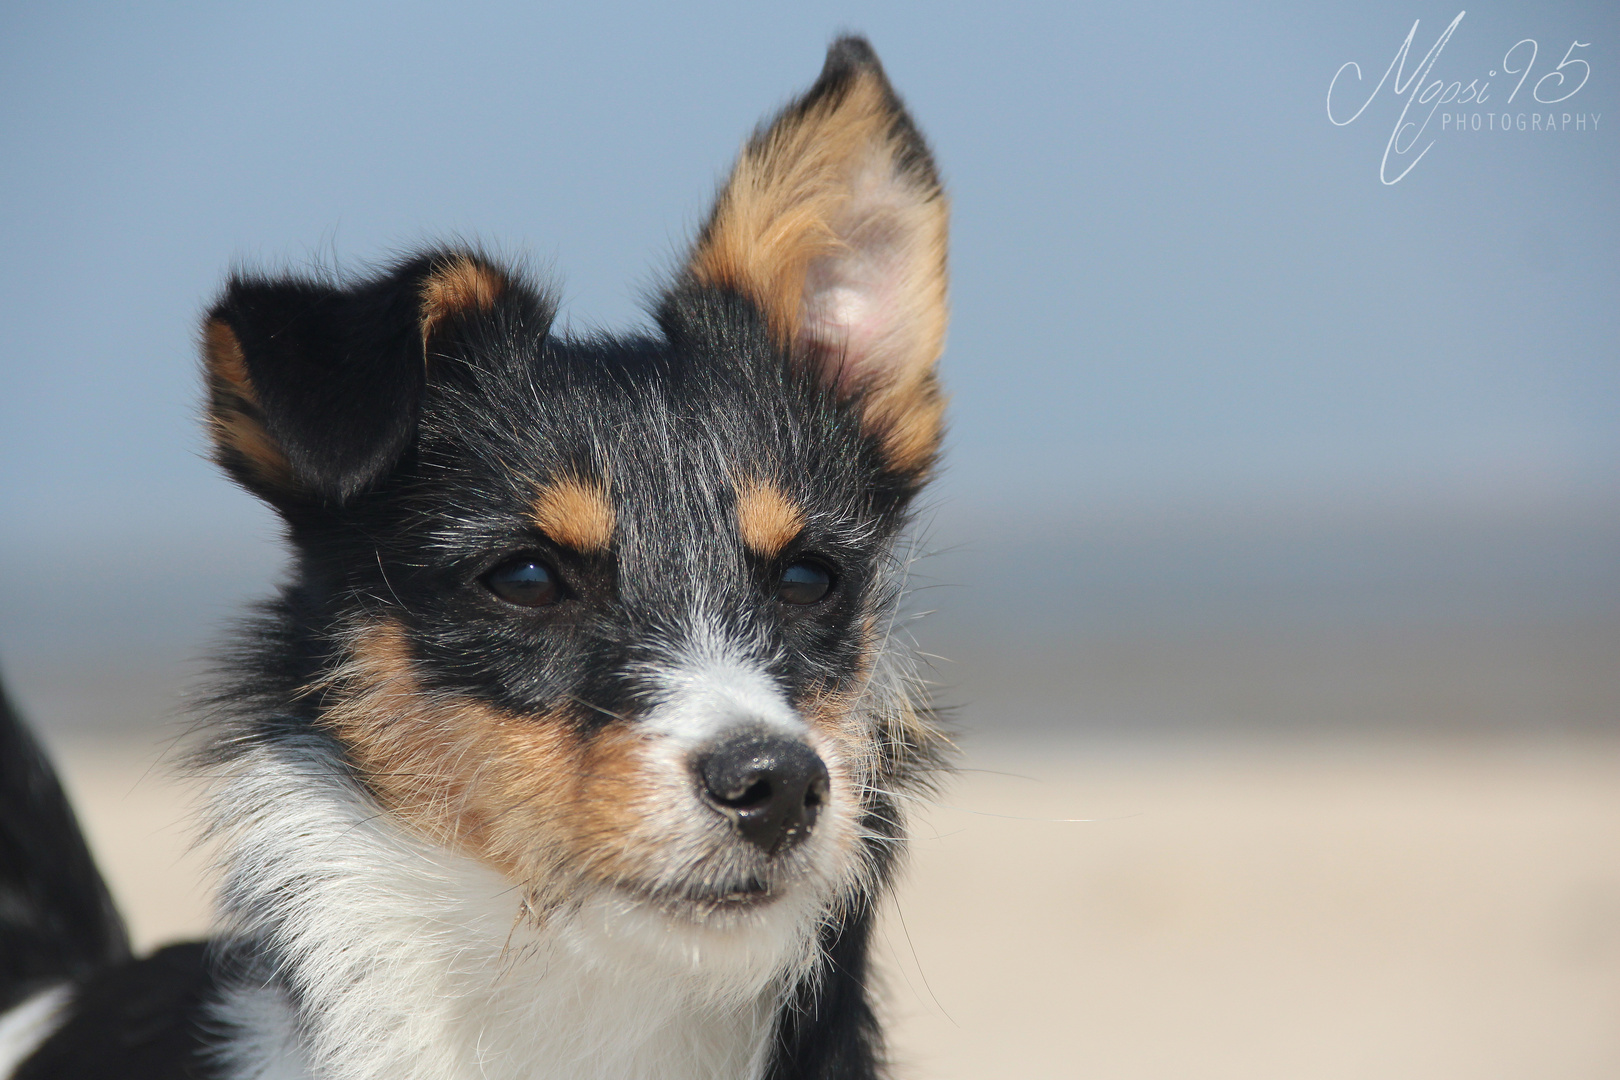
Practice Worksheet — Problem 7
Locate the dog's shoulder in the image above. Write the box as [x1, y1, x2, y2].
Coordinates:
[13, 943, 220, 1080]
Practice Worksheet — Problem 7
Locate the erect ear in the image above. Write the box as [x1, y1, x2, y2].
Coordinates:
[677, 35, 949, 475]
[202, 252, 509, 508]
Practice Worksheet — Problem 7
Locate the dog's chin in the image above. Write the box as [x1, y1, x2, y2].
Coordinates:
[614, 859, 833, 935]
[607, 833, 842, 927]
[659, 879, 781, 921]
[597, 869, 787, 926]
[551, 874, 824, 992]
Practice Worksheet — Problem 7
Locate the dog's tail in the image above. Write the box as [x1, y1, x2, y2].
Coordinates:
[0, 670, 129, 1013]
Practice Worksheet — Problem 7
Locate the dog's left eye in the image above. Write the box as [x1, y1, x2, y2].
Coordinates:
[483, 558, 561, 607]
[777, 560, 834, 605]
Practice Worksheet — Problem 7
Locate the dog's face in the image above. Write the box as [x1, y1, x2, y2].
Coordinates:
[202, 41, 947, 951]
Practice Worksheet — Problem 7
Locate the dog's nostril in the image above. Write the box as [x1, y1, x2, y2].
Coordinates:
[715, 778, 774, 810]
[696, 731, 829, 855]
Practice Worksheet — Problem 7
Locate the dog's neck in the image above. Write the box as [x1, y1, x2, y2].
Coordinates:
[204, 746, 797, 1080]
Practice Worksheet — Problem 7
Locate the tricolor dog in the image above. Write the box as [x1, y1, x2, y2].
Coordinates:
[0, 35, 950, 1080]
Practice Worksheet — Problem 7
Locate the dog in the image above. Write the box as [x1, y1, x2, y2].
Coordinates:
[0, 35, 950, 1080]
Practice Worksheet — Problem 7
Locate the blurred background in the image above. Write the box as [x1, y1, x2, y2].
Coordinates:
[2, 3, 1616, 1077]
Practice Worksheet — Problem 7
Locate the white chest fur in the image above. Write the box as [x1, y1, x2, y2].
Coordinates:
[204, 750, 804, 1080]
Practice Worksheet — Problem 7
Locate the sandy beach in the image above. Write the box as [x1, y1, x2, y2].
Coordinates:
[46, 730, 1620, 1080]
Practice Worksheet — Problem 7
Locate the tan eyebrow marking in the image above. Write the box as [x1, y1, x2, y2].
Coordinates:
[735, 478, 806, 558]
[531, 475, 615, 553]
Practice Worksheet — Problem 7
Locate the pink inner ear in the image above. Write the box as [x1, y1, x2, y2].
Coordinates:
[799, 245, 903, 391]
[796, 155, 926, 393]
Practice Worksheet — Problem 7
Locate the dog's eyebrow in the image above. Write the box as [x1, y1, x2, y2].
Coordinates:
[531, 475, 615, 553]
[735, 479, 805, 558]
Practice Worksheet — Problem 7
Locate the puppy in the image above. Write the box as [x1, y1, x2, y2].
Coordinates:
[0, 35, 950, 1080]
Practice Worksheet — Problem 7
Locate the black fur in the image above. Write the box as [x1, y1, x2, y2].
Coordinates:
[0, 675, 128, 1013]
[13, 944, 219, 1080]
[766, 903, 884, 1080]
[763, 801, 903, 1080]
[205, 255, 454, 506]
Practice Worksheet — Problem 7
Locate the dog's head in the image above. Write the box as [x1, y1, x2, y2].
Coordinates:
[202, 38, 948, 957]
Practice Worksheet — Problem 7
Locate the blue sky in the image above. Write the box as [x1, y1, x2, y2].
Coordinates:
[1, 2, 1615, 641]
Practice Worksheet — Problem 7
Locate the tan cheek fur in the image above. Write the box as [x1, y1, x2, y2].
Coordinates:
[315, 621, 905, 913]
[316, 621, 664, 905]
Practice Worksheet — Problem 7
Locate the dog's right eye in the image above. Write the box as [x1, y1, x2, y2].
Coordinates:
[777, 559, 834, 605]
[483, 558, 561, 607]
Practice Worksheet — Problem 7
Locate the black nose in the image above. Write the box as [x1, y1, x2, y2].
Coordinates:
[696, 731, 829, 855]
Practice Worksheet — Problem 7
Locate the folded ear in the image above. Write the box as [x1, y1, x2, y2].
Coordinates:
[202, 252, 509, 508]
[677, 35, 949, 475]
